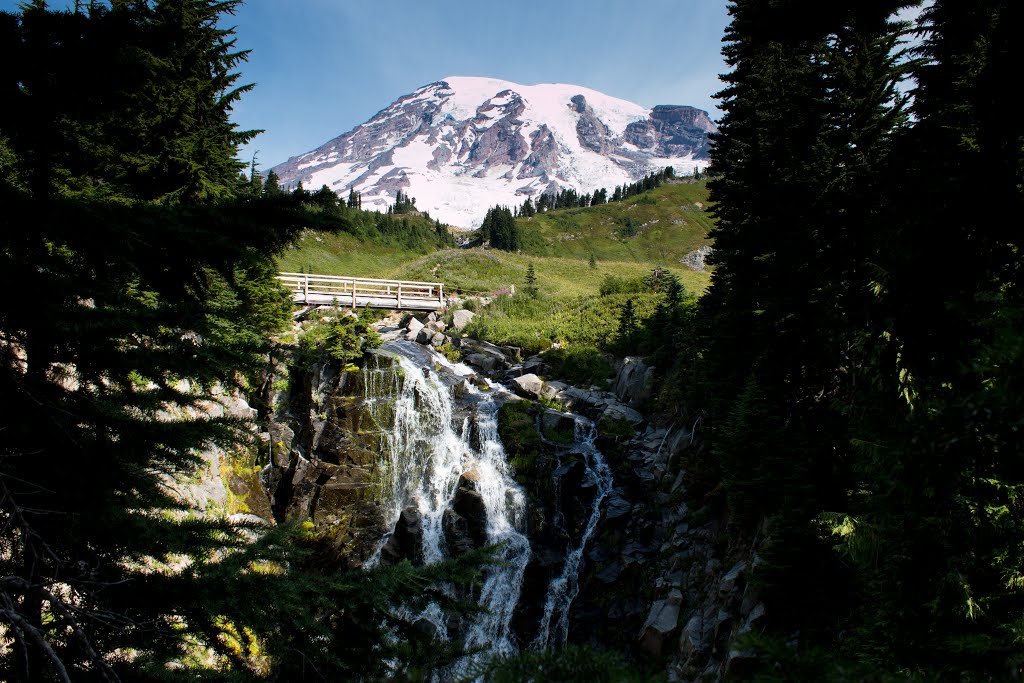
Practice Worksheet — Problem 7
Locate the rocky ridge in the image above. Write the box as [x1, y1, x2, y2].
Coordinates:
[269, 77, 716, 227]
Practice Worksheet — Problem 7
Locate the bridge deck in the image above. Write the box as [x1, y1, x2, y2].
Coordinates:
[277, 272, 444, 311]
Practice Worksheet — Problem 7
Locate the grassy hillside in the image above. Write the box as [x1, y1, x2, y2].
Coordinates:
[278, 229, 436, 276]
[276, 183, 715, 352]
[277, 211, 453, 275]
[277, 180, 714, 292]
[516, 180, 714, 264]
[398, 249, 708, 298]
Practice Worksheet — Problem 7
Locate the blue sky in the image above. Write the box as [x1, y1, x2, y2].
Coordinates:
[3, 0, 732, 168]
[228, 0, 731, 168]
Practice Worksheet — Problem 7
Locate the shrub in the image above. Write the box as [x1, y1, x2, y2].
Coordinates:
[543, 346, 612, 387]
[599, 274, 646, 296]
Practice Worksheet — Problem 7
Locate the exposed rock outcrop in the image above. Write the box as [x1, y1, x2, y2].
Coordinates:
[269, 77, 716, 227]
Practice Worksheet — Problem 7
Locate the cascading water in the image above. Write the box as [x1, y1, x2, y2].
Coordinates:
[362, 341, 531, 666]
[360, 339, 614, 669]
[530, 418, 613, 650]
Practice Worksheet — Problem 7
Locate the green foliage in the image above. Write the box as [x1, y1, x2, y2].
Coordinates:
[135, 524, 495, 681]
[496, 400, 544, 483]
[296, 308, 382, 367]
[542, 345, 612, 387]
[480, 204, 521, 251]
[464, 291, 661, 354]
[516, 181, 714, 264]
[0, 3, 484, 680]
[482, 644, 663, 683]
[617, 215, 640, 237]
[277, 206, 457, 276]
[691, 0, 1024, 677]
[615, 298, 639, 354]
[599, 274, 647, 296]
[524, 261, 539, 298]
[597, 416, 636, 443]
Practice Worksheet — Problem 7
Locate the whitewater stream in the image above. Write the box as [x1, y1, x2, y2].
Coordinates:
[361, 340, 614, 671]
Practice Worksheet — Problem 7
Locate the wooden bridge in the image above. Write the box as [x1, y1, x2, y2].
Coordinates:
[277, 272, 445, 311]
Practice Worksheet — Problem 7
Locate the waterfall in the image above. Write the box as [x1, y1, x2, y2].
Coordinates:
[363, 341, 531, 666]
[530, 418, 613, 650]
[361, 339, 614, 669]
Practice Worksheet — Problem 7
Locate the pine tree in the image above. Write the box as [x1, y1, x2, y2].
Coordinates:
[0, 3, 488, 679]
[615, 298, 638, 354]
[696, 0, 920, 657]
[264, 169, 282, 195]
[837, 1, 1024, 673]
[524, 262, 538, 298]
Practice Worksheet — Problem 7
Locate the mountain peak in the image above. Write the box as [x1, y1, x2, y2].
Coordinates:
[270, 77, 715, 228]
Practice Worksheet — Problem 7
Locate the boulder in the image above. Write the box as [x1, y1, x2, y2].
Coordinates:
[451, 309, 475, 331]
[604, 492, 632, 520]
[601, 402, 646, 427]
[268, 422, 295, 467]
[680, 614, 709, 660]
[444, 475, 488, 555]
[460, 339, 511, 374]
[500, 346, 523, 362]
[541, 409, 575, 436]
[502, 364, 527, 380]
[425, 320, 446, 333]
[379, 505, 424, 565]
[613, 356, 656, 408]
[406, 317, 425, 337]
[638, 589, 682, 656]
[465, 353, 502, 375]
[430, 333, 446, 347]
[556, 386, 610, 417]
[595, 561, 623, 584]
[510, 373, 544, 399]
[539, 381, 565, 402]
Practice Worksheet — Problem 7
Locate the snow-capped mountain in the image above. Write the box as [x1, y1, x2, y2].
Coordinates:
[269, 76, 716, 228]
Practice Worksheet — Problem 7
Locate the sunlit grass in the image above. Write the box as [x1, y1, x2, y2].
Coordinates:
[274, 187, 715, 350]
[518, 180, 715, 264]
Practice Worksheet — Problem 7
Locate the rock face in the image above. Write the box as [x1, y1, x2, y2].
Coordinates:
[680, 245, 715, 272]
[260, 355, 396, 566]
[269, 76, 717, 227]
[246, 324, 769, 678]
[613, 356, 656, 408]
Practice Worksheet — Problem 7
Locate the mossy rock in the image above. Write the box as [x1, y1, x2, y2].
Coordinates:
[498, 400, 543, 479]
[597, 416, 635, 442]
[222, 445, 274, 521]
[497, 399, 561, 500]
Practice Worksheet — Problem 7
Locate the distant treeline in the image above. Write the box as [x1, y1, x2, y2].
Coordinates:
[258, 171, 455, 250]
[515, 166, 678, 217]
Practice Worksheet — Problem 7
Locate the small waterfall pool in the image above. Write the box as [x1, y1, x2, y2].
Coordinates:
[361, 340, 613, 671]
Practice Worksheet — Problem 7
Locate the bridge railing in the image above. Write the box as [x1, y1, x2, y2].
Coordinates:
[277, 272, 444, 309]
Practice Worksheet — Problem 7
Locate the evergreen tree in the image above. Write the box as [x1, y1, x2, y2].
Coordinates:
[264, 168, 282, 196]
[313, 183, 338, 207]
[246, 155, 263, 196]
[696, 0, 920, 653]
[524, 262, 538, 298]
[480, 205, 520, 251]
[615, 298, 638, 354]
[0, 3, 487, 679]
